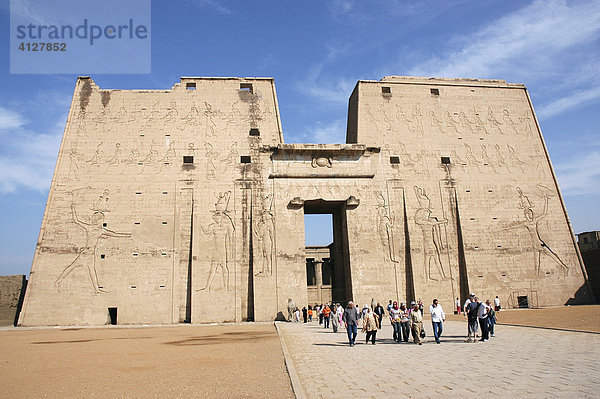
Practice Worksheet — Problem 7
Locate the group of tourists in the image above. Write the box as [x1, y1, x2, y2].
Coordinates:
[296, 295, 500, 346]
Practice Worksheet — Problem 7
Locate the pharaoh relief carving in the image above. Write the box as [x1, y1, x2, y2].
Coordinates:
[55, 187, 131, 294]
[198, 191, 235, 291]
[254, 193, 275, 277]
[511, 186, 569, 277]
[205, 143, 218, 180]
[374, 191, 398, 263]
[413, 186, 447, 282]
[204, 102, 218, 137]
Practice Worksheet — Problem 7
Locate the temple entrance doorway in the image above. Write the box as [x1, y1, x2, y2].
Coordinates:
[304, 200, 352, 306]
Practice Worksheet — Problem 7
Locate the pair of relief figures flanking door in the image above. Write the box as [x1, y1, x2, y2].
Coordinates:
[374, 185, 570, 283]
[54, 188, 274, 294]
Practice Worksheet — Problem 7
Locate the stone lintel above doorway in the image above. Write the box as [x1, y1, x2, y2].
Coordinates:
[265, 144, 380, 178]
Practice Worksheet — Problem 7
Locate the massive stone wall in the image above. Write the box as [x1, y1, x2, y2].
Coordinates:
[18, 76, 591, 326]
[0, 275, 27, 326]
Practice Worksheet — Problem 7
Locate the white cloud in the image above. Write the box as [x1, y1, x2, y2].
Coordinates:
[408, 0, 600, 79]
[192, 0, 232, 15]
[0, 93, 68, 194]
[537, 84, 600, 119]
[0, 107, 26, 130]
[305, 119, 346, 144]
[554, 150, 600, 196]
[295, 45, 356, 105]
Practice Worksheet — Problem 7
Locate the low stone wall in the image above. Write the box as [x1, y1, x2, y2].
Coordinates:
[0, 275, 27, 326]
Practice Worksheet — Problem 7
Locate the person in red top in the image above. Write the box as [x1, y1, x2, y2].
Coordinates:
[322, 304, 331, 329]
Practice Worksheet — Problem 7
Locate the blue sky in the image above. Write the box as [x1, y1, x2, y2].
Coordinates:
[0, 0, 599, 276]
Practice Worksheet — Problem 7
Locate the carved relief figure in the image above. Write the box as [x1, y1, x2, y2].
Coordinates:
[459, 112, 475, 135]
[204, 102, 218, 137]
[463, 143, 482, 173]
[205, 143, 218, 180]
[487, 108, 503, 135]
[120, 149, 141, 175]
[105, 143, 123, 173]
[254, 193, 275, 276]
[374, 191, 397, 263]
[55, 188, 131, 294]
[429, 111, 445, 134]
[92, 189, 110, 213]
[507, 144, 526, 173]
[179, 105, 200, 130]
[472, 110, 488, 135]
[480, 145, 498, 174]
[156, 141, 176, 173]
[414, 186, 447, 281]
[412, 104, 425, 137]
[514, 186, 569, 277]
[68, 147, 84, 178]
[519, 110, 534, 136]
[86, 143, 105, 172]
[502, 110, 519, 135]
[139, 144, 159, 174]
[445, 111, 460, 134]
[198, 191, 235, 291]
[163, 102, 178, 128]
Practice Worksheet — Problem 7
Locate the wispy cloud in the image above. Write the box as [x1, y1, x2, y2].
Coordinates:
[555, 150, 600, 196]
[0, 107, 26, 130]
[191, 0, 232, 15]
[407, 0, 600, 79]
[537, 84, 600, 119]
[295, 44, 356, 105]
[294, 119, 346, 144]
[0, 94, 67, 194]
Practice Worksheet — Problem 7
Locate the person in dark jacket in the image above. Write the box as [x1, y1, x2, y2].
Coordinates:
[373, 302, 385, 329]
[302, 306, 308, 323]
[342, 301, 361, 346]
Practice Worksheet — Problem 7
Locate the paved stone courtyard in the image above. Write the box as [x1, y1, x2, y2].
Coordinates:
[278, 320, 600, 398]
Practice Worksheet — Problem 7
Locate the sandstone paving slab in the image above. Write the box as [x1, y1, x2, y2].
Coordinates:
[278, 320, 600, 398]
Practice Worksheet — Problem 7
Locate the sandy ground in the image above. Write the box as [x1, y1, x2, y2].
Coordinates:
[445, 304, 600, 332]
[0, 323, 294, 399]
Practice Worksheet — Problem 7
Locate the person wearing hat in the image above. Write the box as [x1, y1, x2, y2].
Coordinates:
[409, 301, 423, 345]
[342, 301, 361, 346]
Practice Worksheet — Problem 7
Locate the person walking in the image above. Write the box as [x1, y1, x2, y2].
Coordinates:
[308, 305, 313, 322]
[400, 303, 411, 342]
[362, 306, 379, 345]
[322, 304, 331, 329]
[418, 299, 424, 316]
[374, 302, 385, 329]
[429, 299, 445, 344]
[455, 297, 461, 314]
[464, 294, 479, 342]
[386, 300, 393, 315]
[494, 296, 501, 311]
[389, 301, 402, 342]
[318, 304, 323, 325]
[410, 301, 423, 345]
[486, 299, 497, 337]
[302, 306, 308, 323]
[337, 303, 344, 327]
[331, 304, 339, 333]
[343, 301, 360, 346]
[477, 298, 490, 341]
